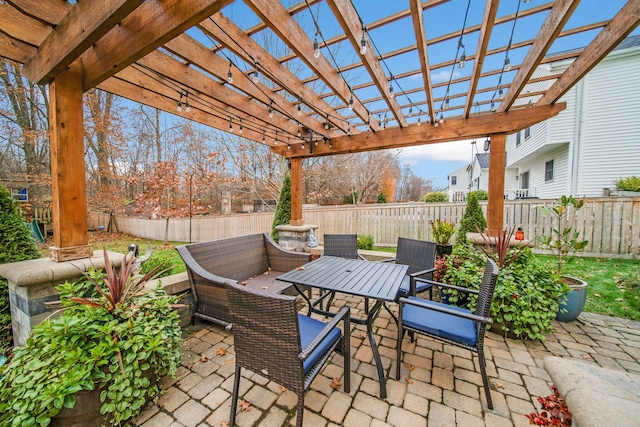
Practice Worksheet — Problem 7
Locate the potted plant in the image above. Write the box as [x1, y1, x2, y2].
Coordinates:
[430, 219, 456, 256]
[613, 175, 640, 196]
[537, 195, 589, 322]
[0, 249, 182, 426]
[443, 236, 566, 340]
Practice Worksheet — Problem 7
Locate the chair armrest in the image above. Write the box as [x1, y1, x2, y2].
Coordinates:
[357, 253, 367, 261]
[299, 306, 350, 361]
[263, 233, 312, 271]
[377, 257, 396, 263]
[415, 277, 480, 295]
[408, 267, 437, 278]
[176, 246, 237, 287]
[399, 297, 492, 325]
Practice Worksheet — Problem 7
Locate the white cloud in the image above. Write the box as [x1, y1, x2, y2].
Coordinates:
[399, 139, 476, 164]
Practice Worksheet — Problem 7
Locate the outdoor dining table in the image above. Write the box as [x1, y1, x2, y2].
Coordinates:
[277, 255, 408, 399]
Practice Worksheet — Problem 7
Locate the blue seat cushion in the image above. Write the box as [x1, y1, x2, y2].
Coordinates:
[298, 314, 341, 373]
[399, 275, 432, 296]
[402, 297, 477, 346]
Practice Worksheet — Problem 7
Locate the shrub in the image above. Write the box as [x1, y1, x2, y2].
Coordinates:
[456, 192, 487, 245]
[342, 191, 359, 204]
[357, 235, 374, 250]
[376, 191, 387, 203]
[421, 192, 448, 203]
[0, 185, 41, 354]
[443, 244, 567, 340]
[613, 176, 640, 192]
[141, 251, 185, 278]
[271, 174, 292, 242]
[467, 189, 488, 200]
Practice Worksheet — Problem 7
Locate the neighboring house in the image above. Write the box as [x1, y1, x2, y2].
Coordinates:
[446, 165, 470, 201]
[447, 35, 640, 199]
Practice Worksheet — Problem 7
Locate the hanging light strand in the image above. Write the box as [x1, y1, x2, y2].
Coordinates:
[490, 0, 524, 109]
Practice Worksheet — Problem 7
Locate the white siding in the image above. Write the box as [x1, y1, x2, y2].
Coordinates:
[576, 50, 640, 196]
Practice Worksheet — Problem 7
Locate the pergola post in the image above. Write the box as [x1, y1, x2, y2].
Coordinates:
[49, 59, 92, 262]
[289, 157, 304, 226]
[486, 132, 506, 236]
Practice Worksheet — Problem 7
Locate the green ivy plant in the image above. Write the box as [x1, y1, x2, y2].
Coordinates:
[0, 249, 182, 427]
[443, 244, 567, 340]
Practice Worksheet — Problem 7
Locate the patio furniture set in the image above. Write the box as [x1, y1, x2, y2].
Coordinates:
[177, 233, 499, 426]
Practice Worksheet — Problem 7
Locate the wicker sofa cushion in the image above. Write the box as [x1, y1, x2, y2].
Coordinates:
[402, 298, 477, 346]
[298, 314, 342, 373]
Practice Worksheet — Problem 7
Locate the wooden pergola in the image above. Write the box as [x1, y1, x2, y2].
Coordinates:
[1, 0, 639, 261]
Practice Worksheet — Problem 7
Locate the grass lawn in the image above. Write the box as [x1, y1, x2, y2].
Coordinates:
[536, 255, 640, 320]
[54, 233, 639, 321]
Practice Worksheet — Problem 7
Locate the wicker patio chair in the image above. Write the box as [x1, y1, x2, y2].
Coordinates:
[225, 281, 350, 427]
[322, 233, 366, 260]
[384, 237, 437, 299]
[396, 258, 499, 409]
[321, 234, 366, 310]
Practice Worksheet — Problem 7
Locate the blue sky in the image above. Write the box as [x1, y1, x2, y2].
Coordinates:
[211, 0, 638, 187]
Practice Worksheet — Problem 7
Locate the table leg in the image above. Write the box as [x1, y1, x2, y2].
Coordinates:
[367, 299, 388, 399]
[293, 284, 313, 316]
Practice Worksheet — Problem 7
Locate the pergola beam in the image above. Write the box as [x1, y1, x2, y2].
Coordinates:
[538, 0, 640, 105]
[79, 0, 233, 91]
[165, 34, 330, 138]
[244, 0, 380, 130]
[499, 0, 580, 112]
[409, 0, 435, 123]
[272, 103, 566, 158]
[464, 0, 498, 118]
[23, 0, 145, 85]
[327, 0, 407, 127]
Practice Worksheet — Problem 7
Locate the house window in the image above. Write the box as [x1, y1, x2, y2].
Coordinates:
[520, 172, 529, 190]
[524, 127, 531, 139]
[11, 188, 28, 202]
[451, 176, 457, 185]
[516, 132, 521, 146]
[545, 160, 554, 182]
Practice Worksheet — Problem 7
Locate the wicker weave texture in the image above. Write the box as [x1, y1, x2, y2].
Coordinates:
[395, 237, 436, 275]
[176, 233, 311, 325]
[323, 234, 360, 259]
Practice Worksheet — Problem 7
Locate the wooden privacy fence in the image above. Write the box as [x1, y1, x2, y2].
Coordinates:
[89, 197, 640, 256]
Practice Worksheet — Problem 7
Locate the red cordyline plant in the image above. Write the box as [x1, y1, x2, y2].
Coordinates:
[526, 385, 572, 426]
[71, 248, 167, 311]
[479, 226, 527, 268]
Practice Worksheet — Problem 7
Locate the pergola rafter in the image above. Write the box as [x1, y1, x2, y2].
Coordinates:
[0, 0, 638, 260]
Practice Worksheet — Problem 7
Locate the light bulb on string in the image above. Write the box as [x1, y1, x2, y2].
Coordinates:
[228, 117, 233, 133]
[389, 81, 394, 99]
[438, 112, 444, 124]
[313, 39, 321, 59]
[324, 113, 329, 130]
[184, 92, 190, 112]
[268, 103, 274, 118]
[417, 116, 422, 126]
[499, 88, 504, 100]
[297, 98, 302, 116]
[490, 101, 496, 112]
[360, 34, 367, 55]
[297, 122, 301, 138]
[301, 142, 305, 149]
[239, 119, 243, 134]
[262, 130, 265, 144]
[458, 52, 466, 68]
[274, 131, 278, 145]
[176, 93, 183, 112]
[227, 63, 233, 84]
[348, 96, 354, 111]
[503, 57, 511, 72]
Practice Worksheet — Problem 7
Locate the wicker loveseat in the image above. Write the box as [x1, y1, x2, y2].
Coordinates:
[176, 233, 311, 326]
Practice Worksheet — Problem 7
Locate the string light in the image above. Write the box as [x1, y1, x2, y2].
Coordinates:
[184, 92, 190, 112]
[227, 62, 233, 84]
[262, 130, 265, 143]
[313, 38, 321, 59]
[347, 124, 351, 136]
[499, 88, 504, 100]
[268, 101, 274, 118]
[297, 122, 301, 138]
[438, 112, 445, 124]
[177, 93, 183, 112]
[360, 33, 367, 55]
[458, 41, 466, 68]
[252, 61, 259, 84]
[297, 97, 302, 116]
[287, 143, 291, 150]
[491, 101, 496, 112]
[444, 97, 450, 109]
[239, 118, 243, 134]
[389, 79, 394, 99]
[348, 95, 354, 111]
[228, 117, 233, 133]
[274, 131, 278, 144]
[301, 141, 305, 149]
[503, 57, 512, 72]
[417, 116, 422, 126]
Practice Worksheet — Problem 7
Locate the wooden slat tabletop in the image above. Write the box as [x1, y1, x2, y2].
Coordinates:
[277, 256, 408, 302]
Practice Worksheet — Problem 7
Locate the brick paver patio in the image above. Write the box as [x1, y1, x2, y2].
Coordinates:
[134, 293, 640, 427]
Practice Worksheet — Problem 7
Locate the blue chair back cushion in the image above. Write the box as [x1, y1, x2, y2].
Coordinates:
[399, 275, 432, 295]
[402, 297, 477, 346]
[298, 314, 341, 373]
